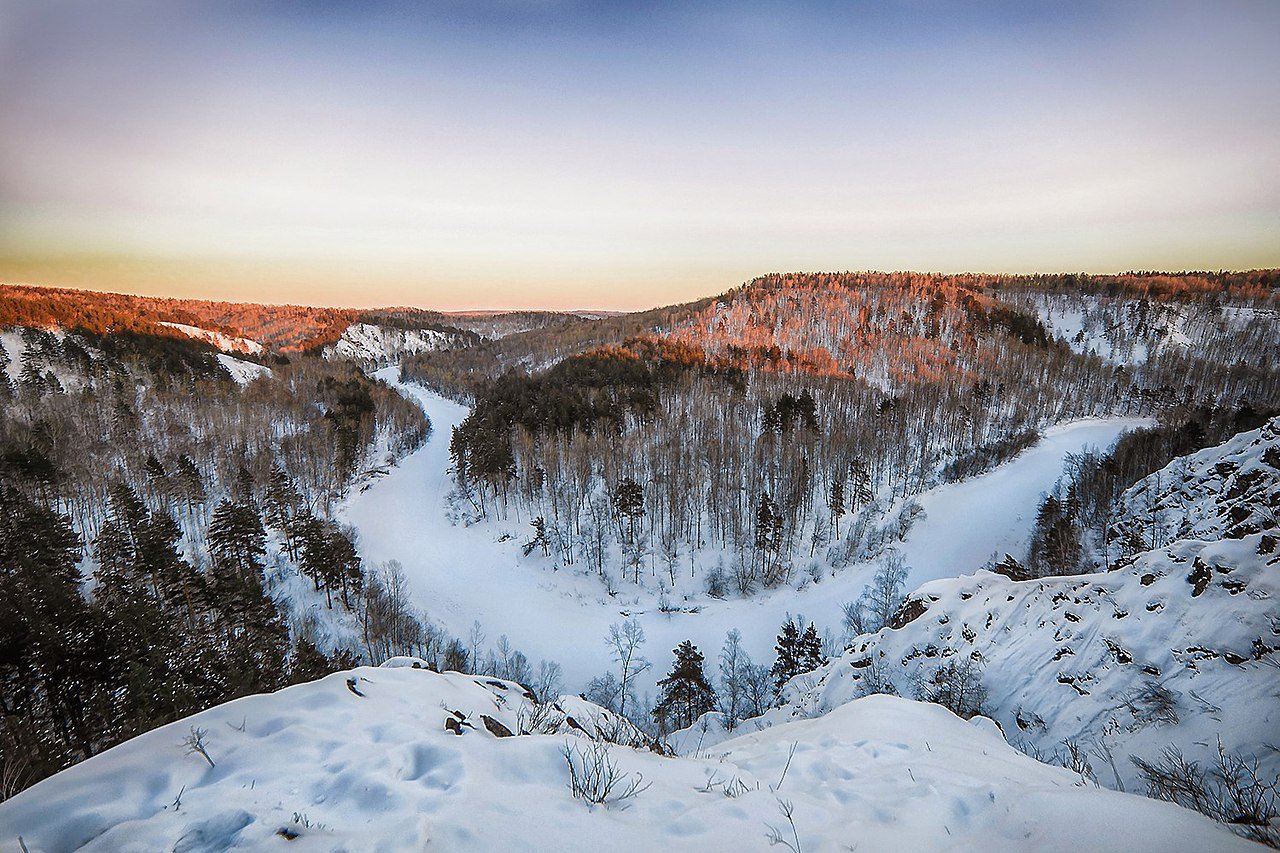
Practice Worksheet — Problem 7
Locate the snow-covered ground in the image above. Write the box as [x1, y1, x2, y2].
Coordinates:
[325, 324, 468, 366]
[896, 417, 1151, 589]
[342, 370, 1148, 700]
[158, 322, 264, 355]
[709, 418, 1280, 795]
[214, 353, 270, 385]
[0, 664, 1250, 852]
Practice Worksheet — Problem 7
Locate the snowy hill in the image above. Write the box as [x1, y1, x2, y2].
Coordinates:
[1016, 292, 1280, 370]
[324, 323, 473, 367]
[724, 420, 1279, 798]
[0, 664, 1250, 853]
[157, 322, 265, 355]
[1108, 416, 1280, 563]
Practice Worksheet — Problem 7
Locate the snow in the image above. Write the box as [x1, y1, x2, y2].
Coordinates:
[325, 323, 464, 366]
[158, 322, 264, 355]
[0, 666, 1250, 852]
[214, 353, 270, 385]
[0, 328, 90, 391]
[342, 370, 1148, 701]
[0, 331, 27, 384]
[1027, 294, 1280, 369]
[896, 417, 1151, 590]
[729, 419, 1280, 794]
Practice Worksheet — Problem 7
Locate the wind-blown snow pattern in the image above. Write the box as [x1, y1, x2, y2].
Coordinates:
[342, 371, 1147, 702]
[722, 419, 1280, 794]
[0, 665, 1249, 852]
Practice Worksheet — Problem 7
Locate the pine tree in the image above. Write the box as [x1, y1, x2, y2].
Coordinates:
[653, 640, 717, 733]
[770, 619, 801, 698]
[0, 485, 119, 774]
[797, 622, 826, 672]
[828, 476, 845, 536]
[207, 500, 287, 692]
[613, 477, 645, 544]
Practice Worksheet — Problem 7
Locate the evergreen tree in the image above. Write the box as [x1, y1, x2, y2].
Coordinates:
[828, 476, 845, 535]
[653, 641, 717, 733]
[612, 477, 645, 544]
[770, 619, 801, 698]
[0, 486, 118, 777]
[797, 622, 826, 672]
[207, 500, 287, 693]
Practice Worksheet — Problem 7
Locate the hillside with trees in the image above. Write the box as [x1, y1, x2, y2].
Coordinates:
[441, 272, 1279, 601]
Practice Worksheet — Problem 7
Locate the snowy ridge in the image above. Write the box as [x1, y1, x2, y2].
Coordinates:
[158, 322, 265, 355]
[0, 668, 1248, 852]
[1109, 416, 1280, 564]
[325, 323, 471, 366]
[1025, 294, 1280, 368]
[715, 422, 1279, 794]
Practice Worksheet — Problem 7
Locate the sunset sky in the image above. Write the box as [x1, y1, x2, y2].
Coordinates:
[1, 0, 1278, 311]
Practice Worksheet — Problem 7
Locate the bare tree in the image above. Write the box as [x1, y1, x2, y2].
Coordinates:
[606, 619, 650, 720]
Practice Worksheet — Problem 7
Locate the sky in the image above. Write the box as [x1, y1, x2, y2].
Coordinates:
[1, 1, 1278, 311]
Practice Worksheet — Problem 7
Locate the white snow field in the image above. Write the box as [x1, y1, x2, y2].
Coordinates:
[0, 664, 1251, 852]
[215, 353, 271, 385]
[342, 369, 1149, 700]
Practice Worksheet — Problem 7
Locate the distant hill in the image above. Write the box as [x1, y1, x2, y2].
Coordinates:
[0, 284, 594, 353]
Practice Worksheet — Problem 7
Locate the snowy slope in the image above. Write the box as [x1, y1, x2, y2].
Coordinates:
[158, 322, 265, 355]
[342, 371, 1146, 702]
[1108, 416, 1280, 563]
[0, 328, 92, 391]
[726, 421, 1280, 794]
[1025, 294, 1280, 368]
[325, 324, 470, 366]
[214, 353, 271, 385]
[896, 417, 1151, 590]
[0, 666, 1249, 853]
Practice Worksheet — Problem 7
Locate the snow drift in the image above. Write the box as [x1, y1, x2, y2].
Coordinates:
[0, 664, 1250, 852]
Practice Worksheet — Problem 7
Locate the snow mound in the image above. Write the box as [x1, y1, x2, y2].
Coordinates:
[159, 322, 264, 355]
[0, 671, 1248, 851]
[325, 323, 470, 367]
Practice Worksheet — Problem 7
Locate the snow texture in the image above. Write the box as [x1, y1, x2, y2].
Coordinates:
[0, 667, 1250, 852]
[214, 354, 271, 385]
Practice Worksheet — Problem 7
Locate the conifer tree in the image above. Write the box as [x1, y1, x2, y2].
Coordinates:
[653, 641, 717, 733]
[613, 477, 645, 544]
[797, 622, 826, 672]
[770, 619, 801, 699]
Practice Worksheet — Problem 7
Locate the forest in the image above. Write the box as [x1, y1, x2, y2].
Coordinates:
[442, 273, 1280, 600]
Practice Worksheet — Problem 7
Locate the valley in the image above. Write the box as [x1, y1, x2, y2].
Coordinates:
[0, 273, 1276, 851]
